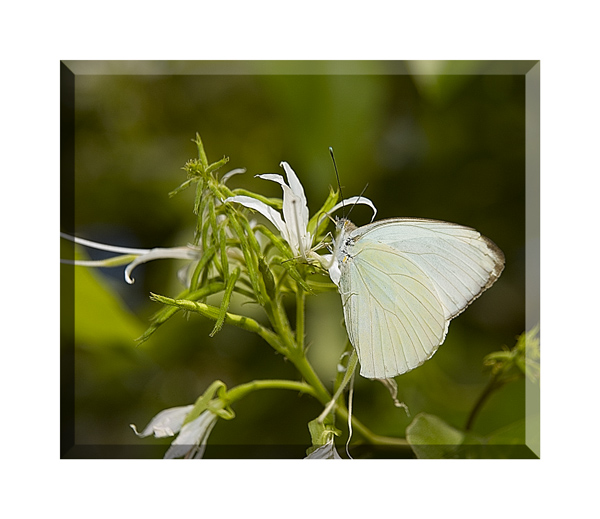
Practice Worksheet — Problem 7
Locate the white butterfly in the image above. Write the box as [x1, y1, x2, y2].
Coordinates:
[327, 217, 505, 379]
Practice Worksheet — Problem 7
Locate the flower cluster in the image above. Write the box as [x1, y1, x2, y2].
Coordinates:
[62, 135, 379, 460]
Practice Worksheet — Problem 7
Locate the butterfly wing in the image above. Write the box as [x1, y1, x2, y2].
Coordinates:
[340, 241, 448, 378]
[353, 218, 505, 321]
[340, 218, 504, 378]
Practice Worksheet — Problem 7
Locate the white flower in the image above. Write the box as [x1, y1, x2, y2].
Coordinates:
[305, 436, 343, 459]
[163, 411, 218, 459]
[131, 407, 218, 459]
[60, 233, 201, 284]
[225, 161, 312, 259]
[225, 161, 377, 262]
[130, 405, 194, 438]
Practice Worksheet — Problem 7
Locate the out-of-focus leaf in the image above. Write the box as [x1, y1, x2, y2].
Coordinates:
[486, 418, 526, 446]
[457, 419, 537, 459]
[74, 267, 144, 346]
[406, 412, 465, 459]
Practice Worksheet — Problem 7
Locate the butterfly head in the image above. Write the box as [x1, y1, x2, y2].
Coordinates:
[335, 217, 357, 234]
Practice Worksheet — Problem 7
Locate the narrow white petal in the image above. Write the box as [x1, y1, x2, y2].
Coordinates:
[225, 195, 290, 242]
[221, 168, 246, 184]
[280, 184, 310, 256]
[328, 196, 377, 221]
[305, 438, 342, 459]
[124, 247, 200, 284]
[280, 162, 308, 213]
[255, 173, 286, 185]
[60, 232, 149, 255]
[191, 418, 218, 459]
[130, 405, 194, 438]
[280, 161, 310, 232]
[60, 258, 131, 267]
[163, 411, 218, 459]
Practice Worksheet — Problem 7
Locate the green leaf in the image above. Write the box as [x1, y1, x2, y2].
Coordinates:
[73, 264, 144, 346]
[459, 418, 537, 458]
[258, 256, 277, 300]
[406, 412, 465, 459]
[307, 186, 339, 238]
[137, 281, 224, 344]
[194, 133, 209, 169]
[210, 267, 241, 337]
[205, 155, 230, 176]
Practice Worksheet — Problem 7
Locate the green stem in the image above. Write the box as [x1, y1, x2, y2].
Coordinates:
[225, 379, 318, 403]
[341, 411, 410, 447]
[287, 351, 331, 405]
[295, 286, 305, 351]
[150, 293, 287, 355]
[465, 374, 502, 431]
[268, 293, 407, 449]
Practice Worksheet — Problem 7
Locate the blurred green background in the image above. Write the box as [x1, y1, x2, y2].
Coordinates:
[61, 61, 532, 458]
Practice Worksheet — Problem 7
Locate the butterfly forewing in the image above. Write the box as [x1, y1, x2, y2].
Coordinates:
[350, 218, 505, 321]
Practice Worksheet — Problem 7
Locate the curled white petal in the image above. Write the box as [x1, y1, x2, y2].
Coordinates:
[124, 246, 201, 284]
[328, 196, 377, 222]
[164, 410, 218, 459]
[130, 405, 194, 438]
[221, 168, 246, 184]
[255, 173, 285, 184]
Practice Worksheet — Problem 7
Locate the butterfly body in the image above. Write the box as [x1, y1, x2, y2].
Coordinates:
[328, 217, 505, 379]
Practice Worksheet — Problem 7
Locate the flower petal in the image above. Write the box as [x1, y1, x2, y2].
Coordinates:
[255, 173, 285, 184]
[60, 232, 149, 255]
[124, 247, 200, 284]
[305, 438, 342, 459]
[280, 161, 309, 232]
[280, 162, 308, 214]
[130, 405, 194, 438]
[163, 411, 218, 459]
[280, 184, 312, 257]
[257, 165, 312, 257]
[221, 168, 246, 184]
[328, 196, 377, 222]
[225, 195, 290, 243]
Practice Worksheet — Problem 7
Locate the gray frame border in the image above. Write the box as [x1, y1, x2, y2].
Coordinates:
[61, 60, 540, 459]
[525, 62, 540, 457]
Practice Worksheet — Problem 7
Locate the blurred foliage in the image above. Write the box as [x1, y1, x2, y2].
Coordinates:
[62, 61, 534, 458]
[407, 327, 539, 458]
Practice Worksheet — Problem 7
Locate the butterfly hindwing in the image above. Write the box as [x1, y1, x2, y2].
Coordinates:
[340, 241, 447, 378]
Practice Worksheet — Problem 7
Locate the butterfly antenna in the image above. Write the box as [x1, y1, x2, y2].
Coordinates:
[329, 147, 345, 216]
